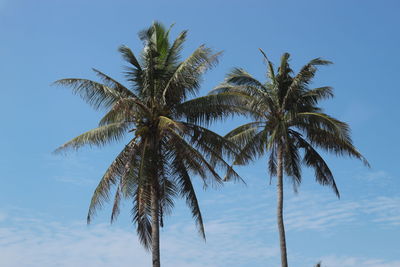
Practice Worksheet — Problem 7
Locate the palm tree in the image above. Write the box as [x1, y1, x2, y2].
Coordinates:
[211, 50, 369, 267]
[54, 22, 242, 267]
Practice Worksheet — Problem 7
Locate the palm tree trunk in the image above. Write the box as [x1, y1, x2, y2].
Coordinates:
[151, 186, 161, 267]
[277, 143, 288, 267]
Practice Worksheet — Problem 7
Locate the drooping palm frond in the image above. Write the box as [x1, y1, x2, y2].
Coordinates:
[87, 139, 138, 223]
[283, 132, 302, 188]
[132, 183, 152, 249]
[171, 155, 206, 238]
[294, 132, 339, 196]
[165, 129, 224, 186]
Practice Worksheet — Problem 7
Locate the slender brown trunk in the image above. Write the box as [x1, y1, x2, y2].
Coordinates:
[277, 143, 288, 267]
[151, 186, 160, 267]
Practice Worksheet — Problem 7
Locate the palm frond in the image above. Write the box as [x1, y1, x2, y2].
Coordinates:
[282, 58, 332, 109]
[283, 132, 302, 189]
[224, 121, 263, 148]
[225, 68, 269, 92]
[164, 30, 187, 67]
[228, 127, 268, 166]
[211, 83, 276, 118]
[171, 157, 206, 238]
[295, 133, 339, 197]
[158, 116, 185, 133]
[278, 53, 291, 77]
[166, 129, 225, 186]
[110, 183, 122, 223]
[55, 122, 131, 153]
[118, 45, 142, 70]
[183, 122, 243, 163]
[176, 93, 249, 125]
[162, 45, 221, 104]
[87, 140, 138, 223]
[133, 184, 152, 250]
[92, 68, 137, 98]
[300, 86, 334, 105]
[305, 126, 369, 166]
[296, 112, 350, 139]
[53, 78, 124, 110]
[98, 97, 150, 126]
[268, 144, 277, 178]
[259, 48, 276, 83]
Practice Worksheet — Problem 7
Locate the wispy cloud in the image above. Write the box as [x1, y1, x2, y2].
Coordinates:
[0, 208, 279, 267]
[2, 201, 399, 267]
[283, 195, 360, 231]
[354, 170, 393, 187]
[43, 153, 100, 186]
[275, 192, 400, 231]
[1, 168, 398, 266]
[0, 218, 150, 267]
[198, 184, 400, 234]
[362, 196, 400, 226]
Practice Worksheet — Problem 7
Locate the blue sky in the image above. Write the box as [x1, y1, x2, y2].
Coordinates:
[1, 0, 399, 266]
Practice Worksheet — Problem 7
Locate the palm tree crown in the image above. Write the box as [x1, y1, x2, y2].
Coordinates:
[212, 50, 369, 267]
[214, 50, 368, 194]
[54, 22, 242, 266]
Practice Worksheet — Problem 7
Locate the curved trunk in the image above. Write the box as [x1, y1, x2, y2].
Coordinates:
[151, 186, 161, 267]
[277, 143, 288, 267]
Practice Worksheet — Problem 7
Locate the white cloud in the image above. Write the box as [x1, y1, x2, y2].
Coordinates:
[0, 209, 279, 267]
[2, 205, 399, 267]
[362, 196, 400, 226]
[267, 192, 400, 232]
[202, 187, 400, 235]
[0, 214, 149, 267]
[283, 194, 360, 231]
[1, 178, 399, 267]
